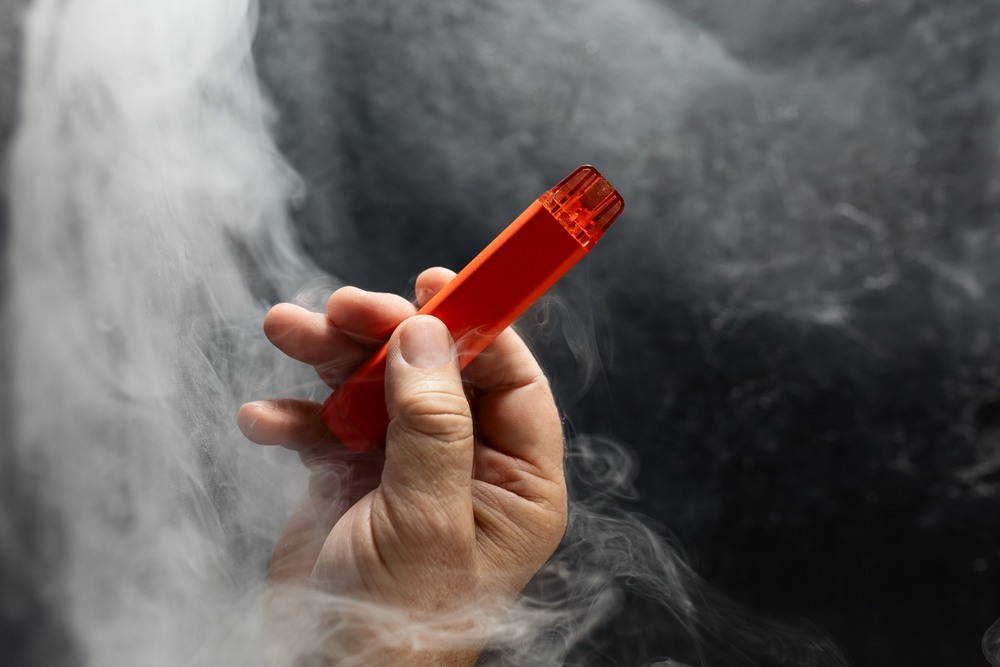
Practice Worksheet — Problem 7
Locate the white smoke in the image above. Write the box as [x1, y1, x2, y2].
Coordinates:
[7, 0, 319, 663]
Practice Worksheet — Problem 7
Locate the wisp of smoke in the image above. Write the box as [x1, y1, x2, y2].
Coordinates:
[2, 1, 855, 665]
[6, 0, 318, 663]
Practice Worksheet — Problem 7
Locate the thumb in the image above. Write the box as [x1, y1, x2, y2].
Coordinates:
[381, 315, 475, 508]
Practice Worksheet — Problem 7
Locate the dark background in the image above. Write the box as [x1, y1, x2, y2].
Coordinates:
[5, 1, 1000, 665]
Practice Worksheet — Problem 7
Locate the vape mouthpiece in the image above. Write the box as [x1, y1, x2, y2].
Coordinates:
[539, 165, 625, 248]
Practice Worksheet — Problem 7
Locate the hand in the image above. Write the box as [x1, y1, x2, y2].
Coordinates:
[237, 267, 568, 665]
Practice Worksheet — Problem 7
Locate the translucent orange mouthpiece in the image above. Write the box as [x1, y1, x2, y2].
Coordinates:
[538, 165, 625, 248]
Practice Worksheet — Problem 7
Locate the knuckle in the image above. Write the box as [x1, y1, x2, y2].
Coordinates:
[394, 388, 473, 445]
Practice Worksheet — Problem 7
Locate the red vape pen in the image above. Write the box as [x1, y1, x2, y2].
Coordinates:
[322, 165, 625, 451]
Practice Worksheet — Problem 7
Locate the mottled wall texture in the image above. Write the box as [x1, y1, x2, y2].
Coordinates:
[3, 2, 1000, 666]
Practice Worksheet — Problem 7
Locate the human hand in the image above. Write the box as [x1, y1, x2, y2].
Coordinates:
[237, 267, 567, 665]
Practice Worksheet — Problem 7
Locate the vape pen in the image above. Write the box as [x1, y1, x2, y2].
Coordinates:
[322, 165, 625, 451]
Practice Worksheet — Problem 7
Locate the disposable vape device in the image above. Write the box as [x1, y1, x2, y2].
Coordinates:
[322, 165, 625, 451]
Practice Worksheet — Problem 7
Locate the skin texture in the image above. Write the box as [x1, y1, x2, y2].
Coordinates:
[237, 267, 568, 665]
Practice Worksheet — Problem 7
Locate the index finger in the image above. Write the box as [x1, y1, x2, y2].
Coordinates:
[465, 328, 564, 474]
[263, 288, 417, 388]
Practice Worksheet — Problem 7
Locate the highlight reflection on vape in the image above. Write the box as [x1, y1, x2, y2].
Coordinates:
[323, 165, 625, 451]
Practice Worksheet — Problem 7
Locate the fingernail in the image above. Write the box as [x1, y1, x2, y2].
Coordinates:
[399, 316, 453, 369]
